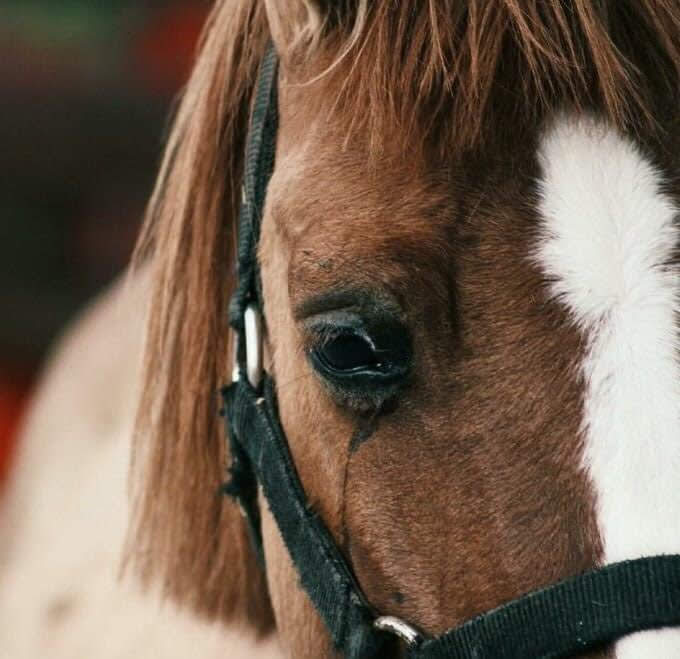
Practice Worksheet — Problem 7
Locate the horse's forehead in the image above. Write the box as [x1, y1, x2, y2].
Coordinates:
[269, 137, 454, 247]
[268, 79, 536, 297]
[275, 74, 434, 184]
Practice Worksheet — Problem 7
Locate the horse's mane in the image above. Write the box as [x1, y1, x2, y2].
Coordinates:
[127, 0, 680, 626]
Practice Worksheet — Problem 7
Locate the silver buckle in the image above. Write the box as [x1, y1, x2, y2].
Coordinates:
[232, 303, 263, 389]
[373, 615, 422, 648]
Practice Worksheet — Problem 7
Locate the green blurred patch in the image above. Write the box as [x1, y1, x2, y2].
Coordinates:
[1, 1, 146, 46]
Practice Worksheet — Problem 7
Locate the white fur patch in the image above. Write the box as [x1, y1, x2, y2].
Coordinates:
[536, 117, 680, 657]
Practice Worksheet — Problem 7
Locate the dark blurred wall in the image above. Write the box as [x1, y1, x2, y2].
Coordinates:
[0, 0, 209, 479]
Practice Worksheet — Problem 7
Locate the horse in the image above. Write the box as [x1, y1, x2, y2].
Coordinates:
[88, 1, 680, 657]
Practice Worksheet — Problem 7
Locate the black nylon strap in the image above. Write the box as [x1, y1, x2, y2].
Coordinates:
[223, 376, 391, 659]
[223, 42, 279, 562]
[228, 44, 279, 328]
[410, 554, 680, 659]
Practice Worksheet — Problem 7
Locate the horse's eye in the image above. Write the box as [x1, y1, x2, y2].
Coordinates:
[306, 312, 412, 407]
[313, 332, 382, 373]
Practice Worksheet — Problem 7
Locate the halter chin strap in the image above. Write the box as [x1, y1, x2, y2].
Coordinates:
[222, 43, 680, 659]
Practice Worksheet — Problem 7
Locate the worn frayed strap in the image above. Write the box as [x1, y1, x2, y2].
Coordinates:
[223, 376, 390, 658]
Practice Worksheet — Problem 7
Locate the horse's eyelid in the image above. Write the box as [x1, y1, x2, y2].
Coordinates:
[292, 288, 403, 322]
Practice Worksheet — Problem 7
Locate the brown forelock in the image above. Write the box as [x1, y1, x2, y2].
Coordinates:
[268, 0, 680, 156]
[128, 0, 680, 655]
[125, 0, 274, 631]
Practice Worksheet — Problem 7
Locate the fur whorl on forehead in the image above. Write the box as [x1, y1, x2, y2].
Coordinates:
[270, 0, 680, 151]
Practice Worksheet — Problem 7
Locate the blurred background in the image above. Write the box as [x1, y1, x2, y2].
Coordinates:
[0, 1, 209, 485]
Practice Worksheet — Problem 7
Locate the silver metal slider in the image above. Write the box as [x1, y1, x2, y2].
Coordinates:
[244, 303, 263, 389]
[373, 615, 422, 648]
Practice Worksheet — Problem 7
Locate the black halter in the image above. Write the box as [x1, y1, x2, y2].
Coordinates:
[222, 44, 680, 659]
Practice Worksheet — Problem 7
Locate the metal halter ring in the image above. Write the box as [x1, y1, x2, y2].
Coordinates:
[232, 303, 264, 389]
[373, 615, 423, 648]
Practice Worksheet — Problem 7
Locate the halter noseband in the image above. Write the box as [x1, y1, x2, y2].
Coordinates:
[222, 44, 680, 659]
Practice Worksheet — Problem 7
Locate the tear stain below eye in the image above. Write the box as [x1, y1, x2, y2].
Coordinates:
[348, 397, 399, 453]
[350, 415, 379, 453]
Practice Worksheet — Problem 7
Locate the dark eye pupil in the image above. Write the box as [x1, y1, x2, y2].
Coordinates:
[318, 333, 378, 372]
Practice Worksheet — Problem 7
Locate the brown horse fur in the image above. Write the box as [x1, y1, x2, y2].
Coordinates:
[127, 1, 680, 656]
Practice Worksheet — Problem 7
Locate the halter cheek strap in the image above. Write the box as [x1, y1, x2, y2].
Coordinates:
[223, 377, 390, 657]
[222, 43, 680, 659]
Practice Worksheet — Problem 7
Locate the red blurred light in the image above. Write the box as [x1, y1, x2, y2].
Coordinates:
[0, 379, 29, 485]
[134, 4, 209, 95]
